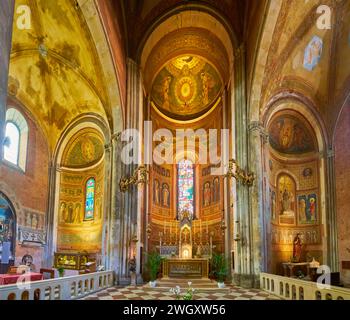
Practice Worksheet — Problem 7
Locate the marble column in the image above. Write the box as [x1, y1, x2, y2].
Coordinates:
[118, 58, 143, 285]
[0, 0, 15, 158]
[102, 140, 113, 269]
[232, 45, 250, 287]
[222, 87, 232, 279]
[248, 121, 268, 284]
[325, 149, 339, 272]
[232, 45, 265, 288]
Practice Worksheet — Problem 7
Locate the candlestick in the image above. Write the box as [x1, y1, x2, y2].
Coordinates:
[193, 221, 195, 244]
[200, 220, 202, 243]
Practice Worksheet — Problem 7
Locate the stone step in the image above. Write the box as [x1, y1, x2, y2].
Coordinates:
[144, 278, 229, 291]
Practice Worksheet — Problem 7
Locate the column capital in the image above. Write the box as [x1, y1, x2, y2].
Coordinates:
[112, 132, 122, 142]
[327, 149, 335, 158]
[234, 44, 245, 59]
[248, 121, 269, 144]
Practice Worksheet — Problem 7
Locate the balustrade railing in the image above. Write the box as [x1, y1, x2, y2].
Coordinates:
[260, 273, 350, 300]
[0, 271, 114, 301]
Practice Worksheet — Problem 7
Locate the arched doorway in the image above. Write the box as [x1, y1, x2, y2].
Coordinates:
[0, 192, 16, 274]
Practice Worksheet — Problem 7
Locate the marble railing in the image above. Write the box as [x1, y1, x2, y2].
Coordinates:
[260, 273, 350, 300]
[0, 271, 114, 300]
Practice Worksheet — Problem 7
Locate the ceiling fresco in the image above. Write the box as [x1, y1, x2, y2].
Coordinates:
[151, 55, 223, 120]
[256, 0, 350, 135]
[268, 114, 316, 155]
[8, 0, 109, 151]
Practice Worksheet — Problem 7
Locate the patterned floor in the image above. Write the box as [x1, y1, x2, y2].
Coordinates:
[83, 285, 280, 301]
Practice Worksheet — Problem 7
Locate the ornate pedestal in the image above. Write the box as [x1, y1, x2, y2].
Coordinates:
[162, 259, 209, 279]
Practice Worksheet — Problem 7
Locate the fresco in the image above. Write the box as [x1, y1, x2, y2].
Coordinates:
[269, 115, 315, 154]
[8, 0, 109, 151]
[61, 129, 104, 168]
[303, 36, 323, 71]
[298, 194, 317, 225]
[151, 56, 222, 120]
[161, 183, 170, 208]
[57, 129, 105, 253]
[278, 175, 296, 225]
[0, 194, 15, 258]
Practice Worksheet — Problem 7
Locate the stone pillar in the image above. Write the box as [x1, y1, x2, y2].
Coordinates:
[232, 45, 265, 288]
[118, 58, 143, 285]
[0, 0, 15, 158]
[108, 132, 124, 280]
[325, 149, 339, 272]
[248, 122, 268, 283]
[222, 88, 232, 278]
[232, 45, 251, 287]
[102, 140, 113, 269]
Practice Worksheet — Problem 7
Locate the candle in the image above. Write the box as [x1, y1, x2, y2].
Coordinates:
[206, 221, 209, 234]
[164, 220, 166, 235]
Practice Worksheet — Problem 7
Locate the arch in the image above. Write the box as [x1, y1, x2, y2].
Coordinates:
[139, 9, 236, 73]
[264, 95, 327, 274]
[48, 114, 111, 258]
[263, 94, 328, 152]
[248, 0, 283, 121]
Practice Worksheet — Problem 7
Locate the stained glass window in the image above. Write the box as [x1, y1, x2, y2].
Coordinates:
[177, 159, 194, 218]
[85, 178, 95, 220]
[4, 122, 20, 165]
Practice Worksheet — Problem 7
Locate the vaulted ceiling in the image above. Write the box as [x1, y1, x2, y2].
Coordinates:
[118, 0, 252, 58]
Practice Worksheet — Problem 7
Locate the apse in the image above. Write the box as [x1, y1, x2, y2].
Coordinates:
[56, 128, 105, 254]
[266, 109, 323, 275]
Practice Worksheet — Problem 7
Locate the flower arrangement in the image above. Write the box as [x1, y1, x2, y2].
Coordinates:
[170, 282, 196, 300]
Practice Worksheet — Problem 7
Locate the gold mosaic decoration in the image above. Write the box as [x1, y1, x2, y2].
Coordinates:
[151, 55, 222, 120]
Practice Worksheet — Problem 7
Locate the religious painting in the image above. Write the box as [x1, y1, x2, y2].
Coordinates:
[212, 177, 220, 203]
[84, 178, 95, 221]
[303, 36, 323, 71]
[278, 175, 296, 225]
[151, 56, 222, 120]
[298, 194, 317, 225]
[270, 189, 276, 221]
[269, 115, 315, 154]
[177, 160, 194, 218]
[153, 179, 160, 205]
[61, 129, 105, 168]
[306, 194, 317, 224]
[0, 194, 16, 259]
[303, 168, 313, 178]
[161, 183, 170, 208]
[203, 182, 211, 207]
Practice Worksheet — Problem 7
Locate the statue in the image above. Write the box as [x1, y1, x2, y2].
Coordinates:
[292, 233, 302, 263]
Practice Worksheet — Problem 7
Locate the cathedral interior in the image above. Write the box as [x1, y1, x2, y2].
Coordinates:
[1, 0, 350, 301]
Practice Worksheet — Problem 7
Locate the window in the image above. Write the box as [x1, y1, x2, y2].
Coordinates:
[177, 159, 194, 218]
[4, 122, 20, 165]
[84, 178, 95, 220]
[3, 108, 28, 171]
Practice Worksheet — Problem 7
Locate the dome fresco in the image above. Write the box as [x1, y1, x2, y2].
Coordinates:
[151, 55, 223, 120]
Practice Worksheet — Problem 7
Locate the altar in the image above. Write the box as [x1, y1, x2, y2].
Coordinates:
[162, 259, 209, 279]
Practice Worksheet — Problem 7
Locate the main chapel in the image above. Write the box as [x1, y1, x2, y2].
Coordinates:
[0, 0, 350, 301]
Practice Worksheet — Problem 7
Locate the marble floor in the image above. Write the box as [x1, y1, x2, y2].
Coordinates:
[83, 284, 281, 301]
